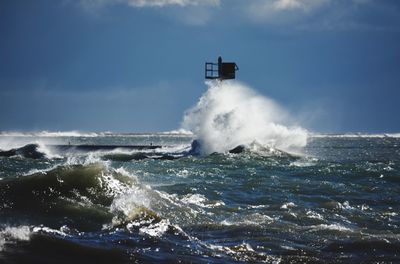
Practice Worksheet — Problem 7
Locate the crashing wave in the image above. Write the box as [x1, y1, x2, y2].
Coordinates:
[0, 163, 137, 230]
[0, 144, 46, 159]
[181, 81, 308, 155]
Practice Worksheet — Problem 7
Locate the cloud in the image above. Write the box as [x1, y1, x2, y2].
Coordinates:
[75, 0, 220, 24]
[242, 0, 400, 31]
[272, 0, 325, 11]
[126, 0, 219, 7]
[78, 0, 219, 9]
[246, 0, 330, 23]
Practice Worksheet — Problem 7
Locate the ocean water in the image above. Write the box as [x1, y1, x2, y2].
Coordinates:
[0, 132, 399, 263]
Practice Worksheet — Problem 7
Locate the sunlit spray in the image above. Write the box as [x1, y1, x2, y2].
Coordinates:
[181, 81, 308, 154]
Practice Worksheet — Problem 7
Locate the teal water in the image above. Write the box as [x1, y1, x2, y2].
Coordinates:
[0, 133, 399, 263]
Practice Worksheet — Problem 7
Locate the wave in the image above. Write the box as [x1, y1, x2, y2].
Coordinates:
[0, 163, 136, 230]
[102, 153, 178, 161]
[0, 225, 31, 252]
[0, 163, 133, 208]
[0, 225, 130, 263]
[0, 130, 195, 138]
[160, 129, 194, 136]
[181, 81, 308, 154]
[0, 130, 101, 137]
[0, 144, 46, 159]
[311, 133, 400, 138]
[0, 162, 185, 235]
[0, 143, 186, 161]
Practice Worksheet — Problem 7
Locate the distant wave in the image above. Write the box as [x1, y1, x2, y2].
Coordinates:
[0, 130, 100, 137]
[311, 133, 400, 138]
[0, 130, 194, 138]
[160, 129, 194, 136]
[0, 142, 190, 162]
[0, 144, 46, 159]
[102, 153, 178, 161]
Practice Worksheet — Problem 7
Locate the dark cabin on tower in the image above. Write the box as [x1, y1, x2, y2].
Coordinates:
[205, 57, 239, 80]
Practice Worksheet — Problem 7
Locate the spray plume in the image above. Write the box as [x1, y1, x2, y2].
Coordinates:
[181, 81, 308, 154]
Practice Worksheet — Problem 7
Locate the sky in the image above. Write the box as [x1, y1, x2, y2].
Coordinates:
[0, 0, 400, 133]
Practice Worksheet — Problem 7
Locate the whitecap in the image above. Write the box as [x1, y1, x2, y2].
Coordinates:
[0, 226, 31, 251]
[139, 219, 170, 237]
[308, 223, 353, 232]
[280, 202, 296, 209]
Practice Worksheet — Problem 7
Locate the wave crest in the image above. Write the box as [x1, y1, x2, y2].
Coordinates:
[0, 144, 46, 159]
[0, 163, 135, 228]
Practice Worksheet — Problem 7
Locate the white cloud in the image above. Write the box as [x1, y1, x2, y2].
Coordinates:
[76, 0, 220, 23]
[273, 0, 307, 11]
[248, 0, 330, 19]
[243, 0, 394, 31]
[243, 0, 326, 26]
[126, 0, 219, 7]
[78, 0, 219, 9]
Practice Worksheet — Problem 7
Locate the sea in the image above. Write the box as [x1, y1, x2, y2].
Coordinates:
[0, 81, 399, 263]
[0, 132, 399, 263]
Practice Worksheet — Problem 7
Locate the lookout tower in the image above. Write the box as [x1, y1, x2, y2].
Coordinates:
[205, 56, 239, 80]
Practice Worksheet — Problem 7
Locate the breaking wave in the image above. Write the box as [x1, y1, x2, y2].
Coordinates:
[0, 144, 46, 159]
[181, 81, 308, 154]
[0, 163, 137, 230]
[312, 133, 400, 138]
[0, 131, 100, 137]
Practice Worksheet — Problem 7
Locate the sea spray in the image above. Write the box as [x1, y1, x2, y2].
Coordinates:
[181, 81, 308, 154]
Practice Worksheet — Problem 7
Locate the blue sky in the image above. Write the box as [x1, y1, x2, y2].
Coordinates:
[1, 0, 399, 133]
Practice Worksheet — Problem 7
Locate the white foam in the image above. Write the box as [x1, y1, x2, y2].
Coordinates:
[181, 81, 308, 154]
[0, 130, 99, 137]
[221, 213, 274, 226]
[180, 193, 225, 208]
[160, 129, 194, 136]
[280, 202, 296, 209]
[161, 144, 192, 154]
[383, 212, 397, 217]
[338, 201, 355, 210]
[308, 223, 353, 232]
[0, 226, 31, 251]
[110, 186, 151, 216]
[101, 170, 132, 196]
[176, 169, 190, 178]
[306, 210, 324, 220]
[206, 241, 279, 263]
[114, 167, 136, 179]
[289, 158, 317, 167]
[65, 153, 108, 166]
[32, 226, 69, 237]
[36, 142, 62, 159]
[311, 133, 400, 138]
[139, 219, 170, 237]
[23, 164, 60, 176]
